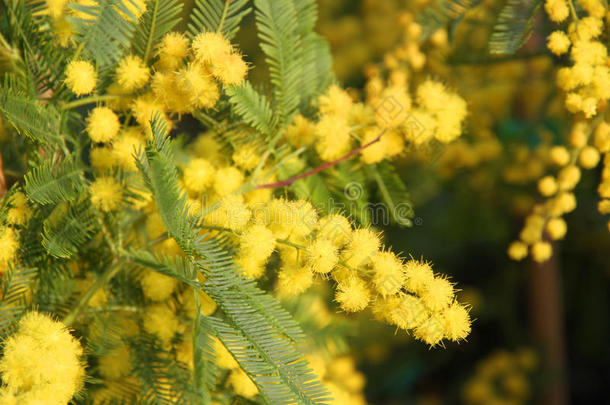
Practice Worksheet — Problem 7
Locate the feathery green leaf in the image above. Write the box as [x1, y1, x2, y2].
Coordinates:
[132, 0, 183, 62]
[226, 82, 278, 137]
[188, 0, 251, 39]
[489, 0, 543, 55]
[24, 157, 85, 205]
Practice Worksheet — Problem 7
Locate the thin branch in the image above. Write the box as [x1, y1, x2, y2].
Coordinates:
[256, 129, 386, 189]
[0, 152, 6, 198]
[63, 261, 123, 326]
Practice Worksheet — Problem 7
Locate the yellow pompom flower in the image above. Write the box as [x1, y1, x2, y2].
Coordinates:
[46, 0, 70, 18]
[6, 191, 32, 226]
[228, 368, 259, 399]
[416, 80, 448, 112]
[547, 31, 571, 55]
[557, 165, 581, 191]
[403, 259, 435, 295]
[317, 214, 351, 247]
[176, 63, 220, 109]
[546, 217, 567, 240]
[183, 158, 216, 195]
[538, 175, 558, 197]
[239, 224, 276, 263]
[314, 116, 352, 161]
[306, 237, 339, 274]
[360, 128, 388, 164]
[531, 241, 553, 263]
[318, 85, 353, 119]
[89, 176, 123, 212]
[549, 145, 570, 166]
[213, 166, 244, 196]
[550, 192, 577, 215]
[235, 254, 266, 279]
[232, 143, 260, 171]
[403, 109, 436, 145]
[442, 302, 471, 341]
[336, 276, 370, 312]
[372, 251, 406, 296]
[579, 146, 600, 169]
[544, 0, 569, 22]
[192, 32, 233, 63]
[98, 345, 131, 379]
[284, 200, 319, 239]
[131, 93, 169, 131]
[157, 32, 190, 71]
[211, 52, 248, 86]
[89, 146, 116, 171]
[421, 276, 454, 312]
[388, 294, 429, 330]
[276, 266, 314, 297]
[341, 228, 381, 267]
[111, 129, 144, 172]
[414, 314, 446, 346]
[86, 107, 120, 143]
[143, 304, 181, 346]
[284, 114, 315, 148]
[207, 195, 251, 230]
[0, 312, 84, 403]
[598, 199, 610, 214]
[507, 241, 528, 261]
[140, 271, 178, 301]
[115, 55, 150, 92]
[65, 60, 97, 96]
[0, 227, 19, 272]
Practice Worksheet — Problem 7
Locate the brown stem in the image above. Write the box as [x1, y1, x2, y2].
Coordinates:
[257, 129, 386, 189]
[0, 152, 6, 198]
[528, 246, 570, 405]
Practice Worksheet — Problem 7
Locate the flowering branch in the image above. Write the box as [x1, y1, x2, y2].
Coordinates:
[256, 129, 386, 189]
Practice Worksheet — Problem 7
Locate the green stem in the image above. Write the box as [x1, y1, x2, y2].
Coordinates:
[217, 0, 231, 34]
[73, 42, 86, 61]
[63, 261, 123, 326]
[143, 0, 160, 63]
[61, 94, 129, 110]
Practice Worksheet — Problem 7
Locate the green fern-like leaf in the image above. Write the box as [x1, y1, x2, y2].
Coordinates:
[226, 82, 278, 137]
[418, 0, 484, 38]
[0, 82, 62, 145]
[187, 0, 251, 40]
[132, 0, 183, 62]
[489, 0, 543, 55]
[136, 115, 330, 404]
[254, 0, 303, 125]
[299, 33, 333, 110]
[367, 162, 415, 227]
[24, 157, 85, 205]
[68, 0, 140, 66]
[42, 200, 98, 259]
[0, 264, 37, 337]
[127, 249, 200, 288]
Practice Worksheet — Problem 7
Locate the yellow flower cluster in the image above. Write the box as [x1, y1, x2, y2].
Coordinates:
[509, 118, 609, 262]
[545, 0, 610, 118]
[0, 312, 85, 405]
[463, 348, 538, 405]
[0, 191, 32, 274]
[197, 194, 471, 346]
[284, 75, 467, 166]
